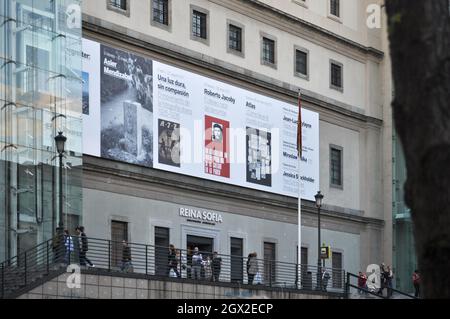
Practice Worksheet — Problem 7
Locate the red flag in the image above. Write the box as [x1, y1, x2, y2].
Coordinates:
[297, 90, 302, 158]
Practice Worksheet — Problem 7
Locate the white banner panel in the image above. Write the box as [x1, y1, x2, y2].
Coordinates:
[82, 39, 319, 200]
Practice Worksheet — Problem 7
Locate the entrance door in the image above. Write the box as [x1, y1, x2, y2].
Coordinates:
[230, 238, 243, 283]
[264, 242, 276, 285]
[155, 227, 170, 276]
[332, 252, 343, 288]
[186, 235, 214, 279]
[111, 221, 128, 268]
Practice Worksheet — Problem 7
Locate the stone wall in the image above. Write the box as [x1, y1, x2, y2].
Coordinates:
[18, 272, 339, 299]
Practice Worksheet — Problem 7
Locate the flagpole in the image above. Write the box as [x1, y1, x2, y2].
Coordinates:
[297, 90, 302, 289]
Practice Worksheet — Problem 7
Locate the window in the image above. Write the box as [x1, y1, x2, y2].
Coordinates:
[152, 0, 169, 26]
[191, 9, 208, 40]
[228, 24, 242, 52]
[292, 0, 308, 9]
[111, 221, 128, 267]
[330, 145, 343, 188]
[332, 252, 343, 288]
[107, 0, 130, 16]
[294, 47, 309, 79]
[330, 0, 340, 17]
[261, 35, 276, 67]
[330, 60, 343, 91]
[110, 0, 126, 10]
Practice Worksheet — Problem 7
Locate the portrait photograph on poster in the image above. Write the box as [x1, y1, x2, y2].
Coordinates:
[204, 115, 230, 178]
[158, 119, 181, 167]
[246, 126, 272, 187]
[82, 71, 89, 115]
[100, 44, 153, 167]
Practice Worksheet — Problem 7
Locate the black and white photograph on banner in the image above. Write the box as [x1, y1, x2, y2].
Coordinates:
[82, 71, 89, 115]
[100, 44, 153, 167]
[246, 126, 272, 187]
[158, 119, 181, 167]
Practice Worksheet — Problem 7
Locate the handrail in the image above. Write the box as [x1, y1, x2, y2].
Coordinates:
[346, 272, 417, 299]
[1, 236, 348, 299]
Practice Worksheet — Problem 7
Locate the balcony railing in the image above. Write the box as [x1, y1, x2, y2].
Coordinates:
[1, 236, 346, 298]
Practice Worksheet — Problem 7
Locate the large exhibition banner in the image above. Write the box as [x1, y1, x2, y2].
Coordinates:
[82, 38, 319, 201]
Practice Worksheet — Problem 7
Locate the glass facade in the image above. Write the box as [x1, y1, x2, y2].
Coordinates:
[0, 0, 83, 262]
[392, 130, 417, 292]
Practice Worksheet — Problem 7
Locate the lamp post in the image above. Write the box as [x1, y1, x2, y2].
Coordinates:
[315, 191, 324, 290]
[55, 132, 67, 239]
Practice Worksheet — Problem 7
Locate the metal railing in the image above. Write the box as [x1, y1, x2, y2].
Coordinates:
[345, 272, 418, 299]
[1, 236, 347, 298]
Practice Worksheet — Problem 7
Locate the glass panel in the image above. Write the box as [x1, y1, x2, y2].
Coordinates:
[0, 0, 82, 261]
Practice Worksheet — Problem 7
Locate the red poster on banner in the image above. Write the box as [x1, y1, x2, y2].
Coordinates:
[204, 115, 230, 178]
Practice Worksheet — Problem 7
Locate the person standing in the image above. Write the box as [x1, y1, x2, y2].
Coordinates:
[121, 240, 132, 272]
[191, 247, 203, 280]
[63, 229, 74, 264]
[168, 244, 180, 278]
[76, 226, 94, 267]
[377, 263, 387, 296]
[247, 253, 258, 285]
[203, 256, 212, 281]
[386, 266, 394, 298]
[322, 268, 331, 291]
[212, 252, 222, 282]
[412, 270, 420, 298]
[358, 271, 368, 294]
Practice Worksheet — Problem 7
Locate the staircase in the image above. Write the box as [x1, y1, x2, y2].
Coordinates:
[345, 272, 418, 300]
[1, 238, 66, 299]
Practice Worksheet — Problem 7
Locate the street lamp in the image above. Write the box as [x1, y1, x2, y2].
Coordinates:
[55, 132, 66, 239]
[315, 191, 324, 290]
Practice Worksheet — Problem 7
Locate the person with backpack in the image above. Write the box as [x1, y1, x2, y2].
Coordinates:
[191, 247, 203, 280]
[76, 226, 94, 267]
[412, 270, 420, 298]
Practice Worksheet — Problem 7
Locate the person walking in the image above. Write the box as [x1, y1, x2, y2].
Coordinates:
[247, 253, 258, 285]
[52, 230, 63, 263]
[63, 229, 74, 264]
[212, 252, 222, 282]
[76, 226, 94, 267]
[168, 244, 180, 278]
[121, 240, 133, 272]
[191, 247, 203, 280]
[412, 270, 420, 298]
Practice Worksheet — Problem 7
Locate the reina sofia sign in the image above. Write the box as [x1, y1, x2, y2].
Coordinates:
[179, 207, 224, 224]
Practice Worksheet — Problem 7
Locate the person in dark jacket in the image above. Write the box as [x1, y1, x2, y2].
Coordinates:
[377, 263, 386, 296]
[121, 240, 132, 272]
[76, 226, 94, 267]
[212, 252, 222, 282]
[412, 270, 420, 298]
[167, 244, 180, 278]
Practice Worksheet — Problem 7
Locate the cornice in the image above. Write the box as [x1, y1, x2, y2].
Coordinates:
[83, 156, 384, 228]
